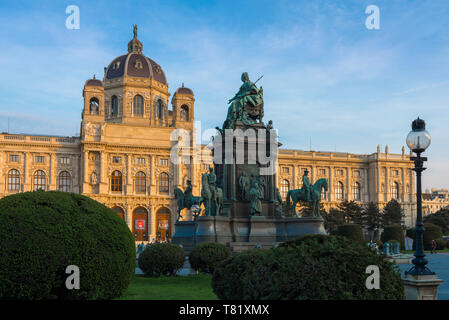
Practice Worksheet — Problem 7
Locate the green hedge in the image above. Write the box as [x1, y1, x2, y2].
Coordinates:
[212, 235, 404, 300]
[0, 191, 136, 300]
[435, 239, 447, 250]
[407, 223, 443, 250]
[381, 224, 404, 250]
[138, 243, 185, 277]
[189, 242, 232, 274]
[336, 224, 365, 243]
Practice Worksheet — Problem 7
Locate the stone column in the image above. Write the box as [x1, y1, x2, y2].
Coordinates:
[329, 166, 333, 201]
[126, 154, 132, 195]
[346, 167, 350, 201]
[24, 152, 32, 192]
[0, 151, 4, 194]
[99, 151, 107, 194]
[82, 151, 89, 193]
[49, 153, 56, 191]
[150, 155, 156, 195]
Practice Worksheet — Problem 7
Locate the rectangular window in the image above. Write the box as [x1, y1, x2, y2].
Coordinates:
[9, 154, 20, 162]
[201, 163, 209, 170]
[160, 158, 168, 166]
[35, 156, 45, 163]
[112, 156, 122, 164]
[336, 169, 344, 176]
[282, 167, 290, 174]
[353, 170, 360, 177]
[319, 169, 326, 175]
[393, 170, 399, 176]
[59, 157, 70, 164]
[136, 157, 146, 165]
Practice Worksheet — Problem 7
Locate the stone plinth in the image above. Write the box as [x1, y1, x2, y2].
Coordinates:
[171, 221, 196, 252]
[284, 217, 326, 240]
[172, 215, 326, 253]
[403, 273, 444, 300]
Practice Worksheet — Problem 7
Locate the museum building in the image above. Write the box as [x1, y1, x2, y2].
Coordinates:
[0, 30, 418, 242]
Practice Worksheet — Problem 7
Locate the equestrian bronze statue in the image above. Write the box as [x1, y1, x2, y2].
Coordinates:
[286, 173, 328, 218]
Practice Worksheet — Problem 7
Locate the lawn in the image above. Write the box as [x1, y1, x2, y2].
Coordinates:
[402, 248, 449, 254]
[119, 274, 218, 300]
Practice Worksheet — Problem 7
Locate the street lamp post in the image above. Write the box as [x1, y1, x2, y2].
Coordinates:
[405, 117, 433, 276]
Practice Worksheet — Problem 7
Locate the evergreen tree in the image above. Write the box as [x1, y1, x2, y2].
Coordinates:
[382, 199, 405, 226]
[336, 200, 364, 225]
[323, 208, 346, 235]
[362, 202, 382, 241]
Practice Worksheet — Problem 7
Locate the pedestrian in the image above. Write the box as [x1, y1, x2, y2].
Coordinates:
[431, 239, 437, 254]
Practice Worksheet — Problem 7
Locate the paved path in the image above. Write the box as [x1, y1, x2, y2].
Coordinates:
[398, 252, 449, 300]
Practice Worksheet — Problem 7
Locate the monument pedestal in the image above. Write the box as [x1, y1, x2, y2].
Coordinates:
[403, 274, 444, 300]
[172, 215, 326, 253]
[172, 221, 196, 252]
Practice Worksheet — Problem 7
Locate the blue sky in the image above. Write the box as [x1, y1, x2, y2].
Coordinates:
[0, 0, 448, 190]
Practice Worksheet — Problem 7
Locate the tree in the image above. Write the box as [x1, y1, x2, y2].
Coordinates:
[336, 200, 364, 225]
[362, 202, 382, 241]
[382, 199, 404, 227]
[423, 209, 449, 235]
[323, 208, 346, 235]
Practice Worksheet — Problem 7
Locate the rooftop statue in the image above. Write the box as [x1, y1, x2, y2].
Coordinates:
[223, 72, 264, 129]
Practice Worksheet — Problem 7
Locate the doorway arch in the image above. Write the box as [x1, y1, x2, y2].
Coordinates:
[156, 207, 171, 242]
[133, 207, 149, 242]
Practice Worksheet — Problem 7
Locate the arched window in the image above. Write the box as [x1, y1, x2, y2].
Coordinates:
[8, 169, 20, 191]
[89, 98, 99, 115]
[180, 105, 189, 121]
[157, 100, 164, 120]
[280, 179, 290, 199]
[133, 95, 144, 116]
[111, 95, 118, 116]
[135, 171, 146, 194]
[392, 182, 400, 199]
[33, 170, 46, 191]
[352, 182, 361, 201]
[159, 172, 169, 194]
[58, 171, 71, 192]
[111, 170, 122, 192]
[336, 182, 344, 200]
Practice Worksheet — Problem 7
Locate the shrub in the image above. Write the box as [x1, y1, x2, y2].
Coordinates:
[381, 224, 404, 249]
[435, 239, 447, 250]
[0, 191, 136, 300]
[212, 235, 404, 300]
[407, 223, 443, 250]
[189, 242, 232, 274]
[138, 243, 185, 277]
[211, 249, 270, 300]
[336, 224, 364, 243]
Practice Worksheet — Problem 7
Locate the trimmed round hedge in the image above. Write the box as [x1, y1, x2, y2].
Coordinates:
[189, 242, 232, 274]
[0, 191, 136, 300]
[336, 224, 365, 243]
[138, 243, 185, 277]
[212, 235, 404, 300]
[381, 224, 404, 249]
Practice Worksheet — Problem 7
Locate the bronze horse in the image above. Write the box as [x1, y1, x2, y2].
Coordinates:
[286, 178, 328, 218]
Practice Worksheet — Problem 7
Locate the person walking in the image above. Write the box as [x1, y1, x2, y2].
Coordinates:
[431, 239, 437, 254]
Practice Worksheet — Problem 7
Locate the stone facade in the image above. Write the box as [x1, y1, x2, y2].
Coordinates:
[0, 31, 419, 242]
